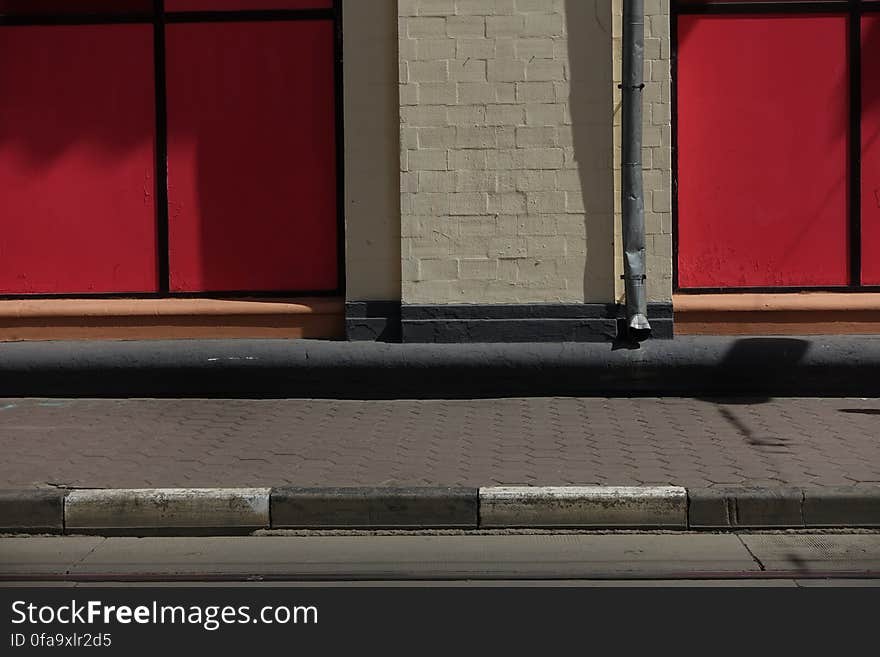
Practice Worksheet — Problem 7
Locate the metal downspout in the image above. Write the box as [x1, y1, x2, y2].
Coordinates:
[621, 0, 651, 340]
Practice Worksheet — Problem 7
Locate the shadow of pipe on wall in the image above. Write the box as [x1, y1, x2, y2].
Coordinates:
[564, 0, 617, 304]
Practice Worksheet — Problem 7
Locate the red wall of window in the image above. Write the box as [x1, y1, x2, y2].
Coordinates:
[0, 25, 158, 294]
[677, 14, 850, 289]
[165, 20, 338, 293]
[0, 5, 339, 296]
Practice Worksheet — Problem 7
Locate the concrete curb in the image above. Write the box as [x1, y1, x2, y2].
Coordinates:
[479, 486, 688, 529]
[64, 489, 270, 536]
[271, 487, 479, 529]
[2, 486, 880, 535]
[688, 487, 806, 529]
[689, 486, 880, 529]
[0, 489, 66, 534]
[1, 336, 880, 398]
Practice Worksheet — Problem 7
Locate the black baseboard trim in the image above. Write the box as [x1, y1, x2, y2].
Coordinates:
[346, 301, 674, 343]
[403, 303, 673, 343]
[345, 301, 402, 342]
[402, 317, 619, 343]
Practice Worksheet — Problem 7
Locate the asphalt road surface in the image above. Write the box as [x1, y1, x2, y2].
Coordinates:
[2, 532, 880, 585]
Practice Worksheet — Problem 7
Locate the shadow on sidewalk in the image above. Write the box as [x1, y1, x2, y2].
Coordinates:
[701, 337, 812, 405]
[699, 338, 811, 456]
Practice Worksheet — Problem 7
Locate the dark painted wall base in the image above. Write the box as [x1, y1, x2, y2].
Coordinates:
[347, 302, 673, 343]
[402, 303, 674, 343]
[345, 301, 401, 342]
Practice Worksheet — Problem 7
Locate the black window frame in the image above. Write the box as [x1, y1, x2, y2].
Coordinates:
[0, 0, 345, 299]
[673, 0, 880, 294]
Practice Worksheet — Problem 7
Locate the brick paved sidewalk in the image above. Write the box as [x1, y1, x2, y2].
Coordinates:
[1, 397, 879, 490]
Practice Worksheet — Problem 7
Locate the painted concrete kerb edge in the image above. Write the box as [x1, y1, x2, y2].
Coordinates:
[480, 486, 688, 528]
[64, 488, 271, 535]
[271, 487, 479, 529]
[3, 485, 880, 535]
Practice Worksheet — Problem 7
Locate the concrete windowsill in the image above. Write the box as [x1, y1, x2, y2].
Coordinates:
[0, 297, 345, 341]
[674, 293, 880, 335]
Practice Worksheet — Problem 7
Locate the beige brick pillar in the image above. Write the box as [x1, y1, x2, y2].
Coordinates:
[399, 0, 626, 305]
[344, 0, 402, 302]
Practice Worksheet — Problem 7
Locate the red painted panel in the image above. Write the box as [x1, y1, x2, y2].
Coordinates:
[165, 0, 331, 10]
[677, 14, 850, 288]
[0, 25, 157, 294]
[0, 1, 152, 13]
[862, 15, 880, 284]
[165, 21, 337, 293]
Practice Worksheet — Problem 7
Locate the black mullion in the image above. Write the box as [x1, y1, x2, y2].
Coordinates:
[153, 0, 170, 294]
[850, 0, 863, 286]
[333, 0, 346, 297]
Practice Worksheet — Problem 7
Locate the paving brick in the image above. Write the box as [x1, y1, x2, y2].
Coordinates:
[2, 398, 880, 491]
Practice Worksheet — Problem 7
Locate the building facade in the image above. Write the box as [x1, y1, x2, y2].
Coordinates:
[0, 0, 877, 341]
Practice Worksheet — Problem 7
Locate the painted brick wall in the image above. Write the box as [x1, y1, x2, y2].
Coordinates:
[398, 0, 672, 304]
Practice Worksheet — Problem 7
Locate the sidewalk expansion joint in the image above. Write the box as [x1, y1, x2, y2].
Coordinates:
[737, 534, 766, 572]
